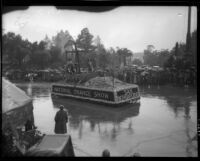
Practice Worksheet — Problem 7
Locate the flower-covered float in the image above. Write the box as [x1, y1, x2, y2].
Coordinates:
[51, 76, 140, 106]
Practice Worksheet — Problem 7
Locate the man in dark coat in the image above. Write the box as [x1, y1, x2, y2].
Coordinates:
[54, 105, 68, 134]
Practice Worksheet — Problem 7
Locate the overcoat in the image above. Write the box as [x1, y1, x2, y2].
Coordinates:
[54, 109, 68, 134]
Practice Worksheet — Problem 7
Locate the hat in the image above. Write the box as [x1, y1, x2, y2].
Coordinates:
[102, 149, 110, 157]
[133, 152, 141, 157]
[59, 105, 64, 110]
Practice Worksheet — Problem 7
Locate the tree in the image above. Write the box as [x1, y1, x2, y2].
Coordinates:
[98, 47, 108, 70]
[93, 35, 106, 68]
[52, 30, 73, 62]
[143, 45, 154, 65]
[99, 52, 109, 70]
[43, 35, 52, 50]
[76, 28, 95, 53]
[132, 58, 143, 66]
[164, 54, 174, 68]
[156, 49, 170, 67]
[175, 42, 179, 56]
[107, 47, 119, 69]
[93, 35, 102, 49]
[33, 50, 51, 69]
[164, 38, 196, 70]
[76, 28, 96, 68]
[147, 45, 155, 53]
[117, 48, 133, 66]
[143, 45, 171, 67]
[29, 42, 39, 67]
[2, 32, 32, 69]
[38, 41, 46, 50]
[50, 46, 62, 63]
[28, 40, 52, 69]
[16, 46, 31, 68]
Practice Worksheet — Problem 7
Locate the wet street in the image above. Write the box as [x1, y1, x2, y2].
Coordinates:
[16, 82, 197, 157]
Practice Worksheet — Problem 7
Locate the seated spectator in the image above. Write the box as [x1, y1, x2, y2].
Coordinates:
[25, 119, 34, 132]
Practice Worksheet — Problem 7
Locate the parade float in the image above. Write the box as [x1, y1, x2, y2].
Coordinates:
[51, 75, 140, 106]
[51, 39, 140, 106]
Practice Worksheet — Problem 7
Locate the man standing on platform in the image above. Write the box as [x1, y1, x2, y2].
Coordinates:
[54, 105, 68, 134]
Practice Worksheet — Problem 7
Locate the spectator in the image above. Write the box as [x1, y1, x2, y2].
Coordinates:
[102, 149, 110, 157]
[54, 105, 68, 134]
[132, 152, 141, 157]
[25, 119, 34, 132]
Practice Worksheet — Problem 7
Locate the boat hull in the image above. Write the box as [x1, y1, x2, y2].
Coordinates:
[51, 83, 140, 106]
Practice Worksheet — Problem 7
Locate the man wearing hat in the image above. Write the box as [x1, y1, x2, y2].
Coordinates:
[54, 105, 68, 134]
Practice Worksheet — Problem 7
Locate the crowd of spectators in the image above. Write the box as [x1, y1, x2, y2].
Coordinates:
[3, 64, 197, 87]
[115, 66, 196, 87]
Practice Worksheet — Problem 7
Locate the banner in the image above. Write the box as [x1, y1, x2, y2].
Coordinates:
[52, 85, 115, 102]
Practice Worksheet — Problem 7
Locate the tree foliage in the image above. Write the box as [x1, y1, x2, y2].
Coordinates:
[143, 45, 171, 67]
[132, 58, 143, 66]
[76, 28, 96, 53]
[164, 30, 196, 69]
[2, 30, 135, 71]
[2, 32, 32, 68]
[50, 46, 62, 63]
[116, 48, 133, 66]
[75, 28, 96, 68]
[52, 30, 73, 53]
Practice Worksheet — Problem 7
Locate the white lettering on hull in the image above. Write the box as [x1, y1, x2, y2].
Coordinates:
[73, 89, 91, 97]
[94, 91, 109, 99]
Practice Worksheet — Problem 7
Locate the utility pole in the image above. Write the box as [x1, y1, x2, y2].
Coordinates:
[184, 6, 192, 68]
[186, 6, 191, 53]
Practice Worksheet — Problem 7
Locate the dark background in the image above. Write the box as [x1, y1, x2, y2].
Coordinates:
[2, 0, 198, 14]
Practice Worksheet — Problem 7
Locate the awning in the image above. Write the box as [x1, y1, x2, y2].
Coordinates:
[2, 78, 32, 113]
[2, 77, 34, 132]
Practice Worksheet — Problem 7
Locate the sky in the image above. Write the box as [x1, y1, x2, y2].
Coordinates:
[3, 6, 197, 53]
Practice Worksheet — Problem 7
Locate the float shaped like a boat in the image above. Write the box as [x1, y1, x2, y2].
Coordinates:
[51, 76, 140, 106]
